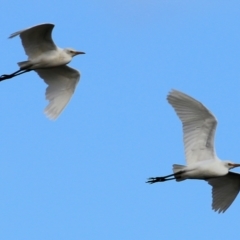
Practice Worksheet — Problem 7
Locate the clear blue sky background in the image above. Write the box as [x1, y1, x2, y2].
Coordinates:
[1, 1, 240, 239]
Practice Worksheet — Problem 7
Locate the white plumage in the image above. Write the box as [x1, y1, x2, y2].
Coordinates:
[167, 90, 217, 164]
[147, 89, 240, 213]
[9, 23, 85, 120]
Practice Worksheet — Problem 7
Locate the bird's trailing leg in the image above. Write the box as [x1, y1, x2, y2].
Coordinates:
[146, 171, 184, 184]
[0, 69, 32, 81]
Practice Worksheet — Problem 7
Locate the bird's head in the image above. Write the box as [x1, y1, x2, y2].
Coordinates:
[224, 161, 240, 170]
[65, 48, 85, 57]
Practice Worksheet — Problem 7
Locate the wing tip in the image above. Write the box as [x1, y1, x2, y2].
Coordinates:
[9, 31, 20, 39]
[212, 205, 227, 214]
[44, 108, 59, 121]
[8, 23, 55, 39]
[167, 89, 187, 101]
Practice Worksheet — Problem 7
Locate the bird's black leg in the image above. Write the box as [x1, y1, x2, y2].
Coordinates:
[0, 69, 23, 80]
[11, 69, 32, 77]
[146, 176, 175, 183]
[146, 171, 184, 184]
[0, 69, 32, 81]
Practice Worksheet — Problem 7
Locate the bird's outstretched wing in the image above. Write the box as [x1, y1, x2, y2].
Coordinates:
[35, 66, 80, 120]
[9, 23, 57, 59]
[167, 90, 217, 164]
[207, 172, 240, 213]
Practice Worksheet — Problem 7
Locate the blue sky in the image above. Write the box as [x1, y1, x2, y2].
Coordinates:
[1, 1, 240, 239]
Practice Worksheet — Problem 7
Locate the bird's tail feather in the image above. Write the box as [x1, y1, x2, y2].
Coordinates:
[18, 61, 32, 70]
[172, 164, 186, 182]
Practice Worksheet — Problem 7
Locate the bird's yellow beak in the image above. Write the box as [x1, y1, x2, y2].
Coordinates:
[74, 51, 85, 56]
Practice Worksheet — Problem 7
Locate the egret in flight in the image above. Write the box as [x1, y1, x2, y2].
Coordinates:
[147, 90, 240, 213]
[0, 23, 85, 120]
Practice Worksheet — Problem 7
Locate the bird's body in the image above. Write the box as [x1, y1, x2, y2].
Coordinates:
[17, 48, 72, 70]
[5, 23, 85, 119]
[147, 90, 240, 213]
[173, 159, 229, 180]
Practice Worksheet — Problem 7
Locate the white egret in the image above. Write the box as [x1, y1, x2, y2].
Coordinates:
[147, 90, 240, 213]
[1, 23, 85, 120]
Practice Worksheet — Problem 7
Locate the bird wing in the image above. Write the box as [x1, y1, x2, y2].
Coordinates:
[207, 172, 240, 213]
[35, 66, 80, 120]
[167, 90, 217, 164]
[9, 23, 57, 59]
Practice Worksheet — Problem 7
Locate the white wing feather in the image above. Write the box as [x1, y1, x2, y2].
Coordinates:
[35, 66, 80, 120]
[9, 23, 56, 59]
[207, 172, 240, 213]
[167, 90, 217, 164]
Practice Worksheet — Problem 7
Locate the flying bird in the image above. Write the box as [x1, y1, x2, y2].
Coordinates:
[1, 23, 85, 120]
[147, 90, 240, 213]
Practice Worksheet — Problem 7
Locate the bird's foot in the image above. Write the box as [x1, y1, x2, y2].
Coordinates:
[0, 74, 13, 81]
[0, 69, 31, 82]
[146, 177, 166, 184]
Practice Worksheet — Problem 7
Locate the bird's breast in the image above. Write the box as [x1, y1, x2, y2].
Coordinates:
[30, 51, 71, 69]
[184, 160, 228, 179]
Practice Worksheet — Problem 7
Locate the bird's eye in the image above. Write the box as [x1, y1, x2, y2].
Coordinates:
[228, 163, 232, 166]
